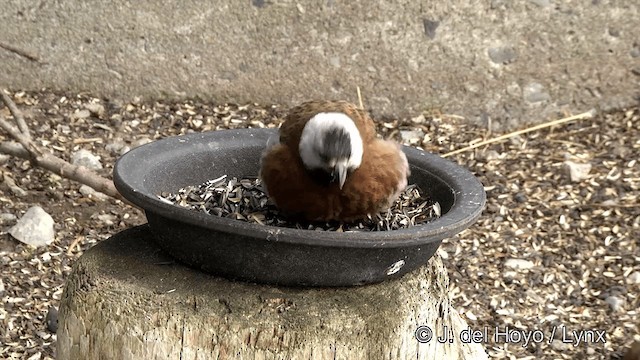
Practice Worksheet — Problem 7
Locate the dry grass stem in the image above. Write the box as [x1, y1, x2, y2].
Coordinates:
[442, 109, 596, 157]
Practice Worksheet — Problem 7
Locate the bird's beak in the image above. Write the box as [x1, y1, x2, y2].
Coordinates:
[335, 163, 348, 189]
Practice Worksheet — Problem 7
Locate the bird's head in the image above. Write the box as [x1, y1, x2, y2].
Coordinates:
[298, 112, 364, 189]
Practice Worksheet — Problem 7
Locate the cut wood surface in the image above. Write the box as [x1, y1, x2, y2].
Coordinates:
[57, 225, 488, 360]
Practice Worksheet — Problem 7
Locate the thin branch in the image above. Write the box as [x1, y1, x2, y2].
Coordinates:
[1, 90, 31, 139]
[442, 109, 597, 158]
[0, 141, 29, 158]
[0, 89, 136, 205]
[573, 203, 640, 209]
[0, 115, 41, 158]
[0, 141, 134, 206]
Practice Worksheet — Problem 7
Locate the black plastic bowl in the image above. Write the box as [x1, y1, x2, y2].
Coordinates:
[113, 128, 485, 286]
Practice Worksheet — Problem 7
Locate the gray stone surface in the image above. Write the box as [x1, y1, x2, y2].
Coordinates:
[1, 1, 639, 128]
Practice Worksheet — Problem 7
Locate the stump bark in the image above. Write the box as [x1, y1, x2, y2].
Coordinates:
[57, 225, 488, 360]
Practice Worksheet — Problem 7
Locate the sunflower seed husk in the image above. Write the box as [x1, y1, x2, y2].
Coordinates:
[159, 177, 440, 232]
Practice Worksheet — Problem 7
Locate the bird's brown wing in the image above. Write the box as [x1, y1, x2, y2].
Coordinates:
[339, 139, 410, 220]
[279, 101, 376, 150]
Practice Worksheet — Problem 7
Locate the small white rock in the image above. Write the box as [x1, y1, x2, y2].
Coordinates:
[132, 137, 152, 148]
[0, 213, 17, 225]
[79, 185, 109, 201]
[58, 124, 72, 134]
[191, 119, 203, 129]
[627, 271, 640, 285]
[71, 149, 103, 170]
[464, 311, 477, 321]
[605, 295, 624, 312]
[85, 103, 106, 118]
[523, 82, 551, 103]
[400, 129, 424, 144]
[550, 339, 572, 352]
[0, 278, 4, 295]
[482, 150, 501, 161]
[9, 206, 55, 247]
[97, 214, 117, 226]
[71, 109, 91, 120]
[563, 160, 591, 182]
[119, 146, 132, 155]
[106, 139, 126, 155]
[410, 114, 426, 124]
[78, 185, 95, 196]
[504, 258, 534, 270]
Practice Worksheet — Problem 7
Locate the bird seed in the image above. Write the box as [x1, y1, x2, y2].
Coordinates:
[159, 175, 440, 231]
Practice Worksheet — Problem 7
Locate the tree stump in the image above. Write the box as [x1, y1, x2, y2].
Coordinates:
[57, 225, 488, 359]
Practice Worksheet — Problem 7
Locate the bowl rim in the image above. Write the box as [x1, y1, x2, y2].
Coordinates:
[114, 128, 485, 248]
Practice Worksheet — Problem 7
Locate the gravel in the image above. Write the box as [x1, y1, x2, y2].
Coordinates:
[0, 90, 638, 359]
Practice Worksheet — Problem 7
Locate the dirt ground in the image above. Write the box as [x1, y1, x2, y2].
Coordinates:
[0, 90, 638, 359]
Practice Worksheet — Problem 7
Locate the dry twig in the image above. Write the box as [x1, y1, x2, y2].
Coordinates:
[442, 110, 596, 157]
[1, 91, 31, 139]
[0, 114, 41, 158]
[0, 88, 131, 205]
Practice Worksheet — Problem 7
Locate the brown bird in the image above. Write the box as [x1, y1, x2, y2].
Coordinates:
[625, 341, 640, 360]
[260, 100, 410, 222]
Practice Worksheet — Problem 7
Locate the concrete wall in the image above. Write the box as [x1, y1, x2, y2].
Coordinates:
[1, 0, 639, 128]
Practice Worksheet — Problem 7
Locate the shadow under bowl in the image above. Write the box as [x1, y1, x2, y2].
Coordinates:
[113, 128, 485, 286]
